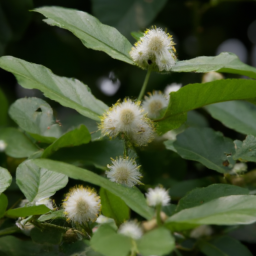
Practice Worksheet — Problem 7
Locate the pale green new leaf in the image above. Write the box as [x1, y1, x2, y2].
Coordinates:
[233, 135, 256, 162]
[206, 101, 256, 136]
[172, 52, 256, 79]
[0, 56, 108, 121]
[137, 227, 175, 256]
[32, 159, 154, 219]
[0, 128, 38, 158]
[165, 127, 235, 173]
[166, 195, 256, 231]
[16, 160, 68, 202]
[157, 79, 256, 134]
[0, 167, 12, 194]
[42, 125, 91, 158]
[34, 6, 134, 64]
[9, 97, 61, 143]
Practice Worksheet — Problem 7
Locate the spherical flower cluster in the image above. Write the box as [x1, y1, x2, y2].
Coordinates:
[118, 221, 143, 240]
[63, 186, 101, 224]
[164, 83, 182, 95]
[230, 162, 247, 175]
[142, 91, 169, 119]
[96, 215, 112, 224]
[107, 157, 142, 187]
[100, 99, 155, 146]
[36, 197, 54, 210]
[0, 140, 7, 152]
[202, 71, 224, 83]
[146, 187, 170, 207]
[130, 27, 177, 72]
[190, 225, 213, 239]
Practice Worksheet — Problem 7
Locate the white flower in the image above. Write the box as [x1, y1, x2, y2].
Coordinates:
[100, 99, 145, 138]
[107, 157, 142, 187]
[230, 163, 247, 175]
[100, 99, 155, 146]
[190, 225, 213, 239]
[118, 221, 143, 240]
[36, 198, 54, 210]
[96, 215, 112, 224]
[164, 83, 182, 95]
[63, 186, 101, 224]
[146, 187, 170, 207]
[202, 71, 224, 83]
[130, 27, 177, 71]
[0, 140, 7, 152]
[128, 120, 155, 146]
[142, 91, 168, 119]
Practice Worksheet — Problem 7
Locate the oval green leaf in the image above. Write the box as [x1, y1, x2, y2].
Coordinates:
[6, 205, 50, 218]
[34, 6, 134, 65]
[0, 167, 12, 194]
[0, 56, 108, 121]
[16, 160, 68, 202]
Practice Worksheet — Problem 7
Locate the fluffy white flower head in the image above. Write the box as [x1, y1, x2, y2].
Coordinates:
[128, 120, 155, 146]
[142, 91, 168, 119]
[63, 186, 101, 224]
[0, 140, 7, 152]
[36, 198, 54, 210]
[146, 187, 170, 207]
[96, 215, 112, 224]
[118, 221, 143, 240]
[230, 163, 247, 175]
[190, 225, 213, 239]
[202, 71, 224, 83]
[100, 99, 145, 138]
[164, 83, 182, 95]
[107, 157, 142, 187]
[130, 27, 177, 71]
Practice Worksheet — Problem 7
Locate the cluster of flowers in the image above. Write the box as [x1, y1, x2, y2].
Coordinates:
[130, 27, 177, 72]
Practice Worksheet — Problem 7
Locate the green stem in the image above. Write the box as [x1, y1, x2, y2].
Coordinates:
[138, 69, 151, 101]
[156, 204, 162, 226]
[130, 239, 138, 256]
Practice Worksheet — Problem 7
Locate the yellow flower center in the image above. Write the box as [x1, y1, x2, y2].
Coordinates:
[149, 100, 163, 115]
[148, 36, 164, 52]
[114, 167, 130, 183]
[76, 198, 89, 213]
[120, 109, 135, 125]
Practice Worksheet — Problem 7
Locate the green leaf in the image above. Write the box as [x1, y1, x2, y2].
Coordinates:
[199, 236, 253, 256]
[5, 205, 50, 218]
[42, 125, 91, 158]
[0, 88, 8, 125]
[90, 224, 132, 256]
[31, 226, 65, 245]
[9, 97, 62, 143]
[233, 135, 256, 162]
[0, 128, 38, 158]
[34, 6, 134, 65]
[32, 159, 154, 220]
[166, 127, 235, 173]
[0, 167, 12, 194]
[0, 56, 108, 121]
[16, 160, 68, 202]
[131, 31, 144, 41]
[166, 195, 256, 231]
[100, 188, 130, 226]
[137, 227, 175, 256]
[175, 184, 249, 213]
[0, 194, 8, 218]
[157, 79, 256, 134]
[92, 0, 167, 38]
[0, 236, 43, 256]
[38, 209, 65, 222]
[206, 101, 256, 136]
[162, 204, 177, 217]
[172, 52, 256, 79]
